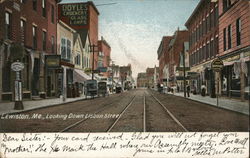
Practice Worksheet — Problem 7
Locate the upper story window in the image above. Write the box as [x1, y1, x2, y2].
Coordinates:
[51, 5, 55, 23]
[236, 18, 241, 46]
[32, 26, 37, 49]
[214, 7, 219, 26]
[20, 19, 26, 44]
[5, 12, 12, 40]
[61, 38, 71, 61]
[42, 0, 46, 17]
[223, 28, 227, 51]
[33, 0, 37, 11]
[223, 0, 231, 12]
[75, 53, 81, 65]
[42, 31, 47, 51]
[228, 24, 232, 49]
[20, 0, 26, 3]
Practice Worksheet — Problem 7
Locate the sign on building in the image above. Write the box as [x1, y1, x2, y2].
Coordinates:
[59, 3, 88, 26]
[45, 55, 61, 69]
[11, 62, 24, 72]
[211, 58, 224, 72]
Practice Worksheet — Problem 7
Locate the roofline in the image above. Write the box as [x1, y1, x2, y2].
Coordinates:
[185, 0, 204, 27]
[88, 1, 100, 15]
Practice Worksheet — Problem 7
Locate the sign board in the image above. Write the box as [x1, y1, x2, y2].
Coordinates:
[176, 67, 190, 71]
[59, 3, 88, 26]
[212, 58, 224, 72]
[11, 62, 24, 72]
[45, 55, 61, 69]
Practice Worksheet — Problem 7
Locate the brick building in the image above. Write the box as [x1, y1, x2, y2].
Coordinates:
[0, 0, 59, 101]
[137, 72, 147, 88]
[98, 36, 111, 78]
[185, 0, 219, 97]
[157, 36, 172, 84]
[167, 29, 189, 88]
[119, 64, 132, 90]
[218, 0, 250, 100]
[146, 67, 159, 88]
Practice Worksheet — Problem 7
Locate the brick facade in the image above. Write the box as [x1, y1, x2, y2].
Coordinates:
[98, 37, 111, 78]
[0, 0, 58, 101]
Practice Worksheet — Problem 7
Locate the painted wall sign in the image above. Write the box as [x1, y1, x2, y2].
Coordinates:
[11, 62, 24, 72]
[59, 3, 88, 26]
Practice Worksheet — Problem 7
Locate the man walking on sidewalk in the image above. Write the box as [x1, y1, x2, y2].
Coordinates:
[187, 85, 190, 97]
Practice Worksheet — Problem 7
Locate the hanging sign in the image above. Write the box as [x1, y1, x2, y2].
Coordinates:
[211, 58, 224, 72]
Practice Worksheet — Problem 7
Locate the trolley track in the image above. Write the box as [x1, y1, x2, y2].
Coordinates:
[144, 90, 188, 132]
[60, 93, 135, 132]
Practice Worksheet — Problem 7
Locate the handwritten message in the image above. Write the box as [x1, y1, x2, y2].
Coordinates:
[0, 132, 249, 157]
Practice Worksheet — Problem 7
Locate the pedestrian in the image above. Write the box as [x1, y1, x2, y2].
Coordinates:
[177, 85, 180, 93]
[187, 85, 190, 97]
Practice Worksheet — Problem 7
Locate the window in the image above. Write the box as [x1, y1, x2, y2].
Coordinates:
[42, 0, 46, 17]
[5, 12, 12, 40]
[202, 46, 205, 60]
[67, 40, 71, 61]
[60, 38, 72, 61]
[236, 18, 241, 46]
[61, 38, 66, 59]
[228, 24, 232, 49]
[211, 11, 214, 28]
[32, 26, 37, 49]
[223, 0, 231, 12]
[42, 31, 46, 51]
[223, 28, 227, 51]
[210, 40, 214, 57]
[75, 54, 81, 65]
[20, 19, 26, 44]
[206, 15, 210, 32]
[33, 0, 37, 11]
[51, 36, 55, 53]
[214, 7, 219, 26]
[20, 0, 26, 3]
[215, 37, 218, 55]
[51, 5, 55, 23]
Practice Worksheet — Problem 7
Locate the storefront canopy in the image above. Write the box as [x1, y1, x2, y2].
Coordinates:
[73, 69, 91, 83]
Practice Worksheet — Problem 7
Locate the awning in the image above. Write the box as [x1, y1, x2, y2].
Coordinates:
[73, 69, 91, 83]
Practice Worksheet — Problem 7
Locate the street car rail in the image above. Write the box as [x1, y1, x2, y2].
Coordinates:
[106, 95, 136, 132]
[60, 93, 127, 132]
[147, 91, 189, 132]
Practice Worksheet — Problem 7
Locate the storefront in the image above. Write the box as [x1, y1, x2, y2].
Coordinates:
[221, 50, 249, 100]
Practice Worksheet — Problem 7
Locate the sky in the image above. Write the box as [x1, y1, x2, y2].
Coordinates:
[61, 0, 199, 78]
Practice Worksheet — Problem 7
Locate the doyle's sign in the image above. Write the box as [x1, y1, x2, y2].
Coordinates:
[59, 3, 88, 26]
[212, 58, 224, 72]
[11, 62, 24, 72]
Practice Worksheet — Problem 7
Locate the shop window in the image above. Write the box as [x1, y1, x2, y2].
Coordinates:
[236, 18, 241, 46]
[5, 12, 12, 40]
[228, 24, 232, 49]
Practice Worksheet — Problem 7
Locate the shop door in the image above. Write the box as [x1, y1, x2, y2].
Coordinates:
[32, 58, 40, 96]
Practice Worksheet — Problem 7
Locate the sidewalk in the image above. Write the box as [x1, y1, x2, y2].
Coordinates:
[167, 91, 249, 115]
[0, 96, 87, 115]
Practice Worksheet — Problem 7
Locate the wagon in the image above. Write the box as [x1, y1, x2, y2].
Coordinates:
[84, 80, 98, 98]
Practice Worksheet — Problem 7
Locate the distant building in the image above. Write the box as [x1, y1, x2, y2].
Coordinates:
[146, 67, 159, 88]
[119, 64, 132, 90]
[137, 73, 147, 88]
[98, 36, 111, 78]
[157, 36, 172, 85]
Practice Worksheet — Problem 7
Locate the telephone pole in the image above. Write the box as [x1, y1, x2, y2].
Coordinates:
[90, 44, 98, 80]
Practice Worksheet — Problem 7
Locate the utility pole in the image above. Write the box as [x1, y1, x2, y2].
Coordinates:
[183, 50, 187, 98]
[111, 60, 114, 93]
[90, 44, 98, 80]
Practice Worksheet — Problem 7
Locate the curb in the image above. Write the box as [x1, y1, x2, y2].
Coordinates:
[152, 90, 249, 116]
